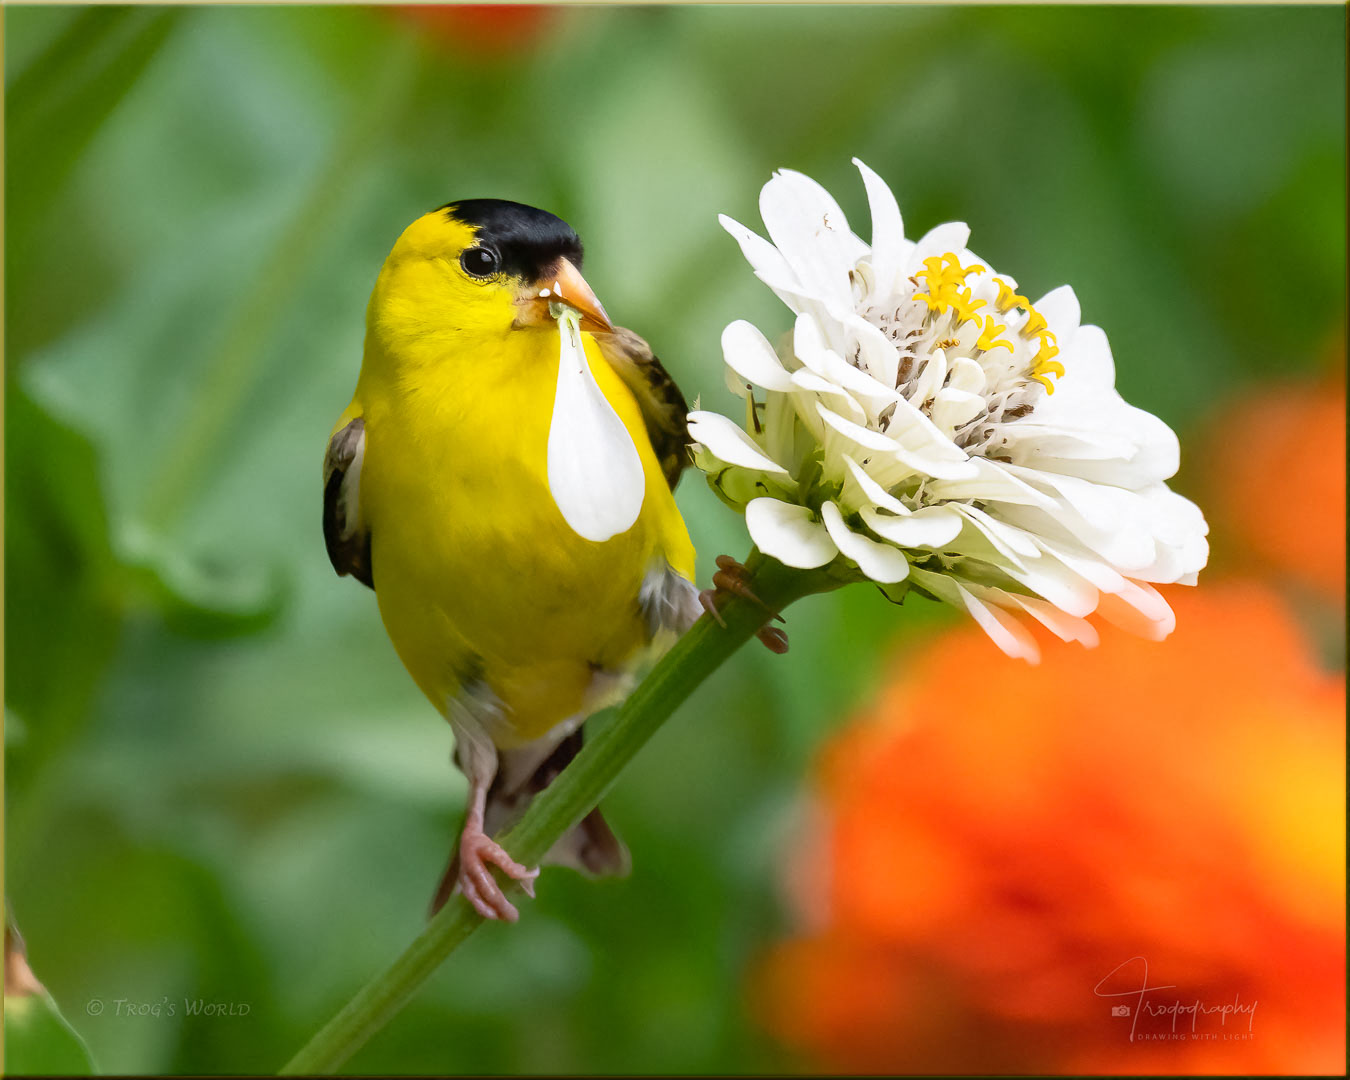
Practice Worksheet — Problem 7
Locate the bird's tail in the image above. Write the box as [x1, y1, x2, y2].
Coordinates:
[429, 726, 630, 916]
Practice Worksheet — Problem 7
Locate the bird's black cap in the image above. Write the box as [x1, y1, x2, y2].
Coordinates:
[440, 199, 584, 282]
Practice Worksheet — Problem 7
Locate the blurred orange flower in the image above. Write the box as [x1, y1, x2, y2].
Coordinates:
[1197, 360, 1345, 602]
[388, 5, 555, 57]
[753, 583, 1345, 1075]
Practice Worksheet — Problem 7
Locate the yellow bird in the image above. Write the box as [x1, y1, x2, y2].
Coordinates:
[323, 200, 700, 922]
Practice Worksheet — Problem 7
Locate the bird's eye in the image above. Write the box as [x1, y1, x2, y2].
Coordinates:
[459, 246, 500, 279]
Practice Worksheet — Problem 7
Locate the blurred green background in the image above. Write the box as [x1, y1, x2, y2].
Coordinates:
[4, 4, 1345, 1074]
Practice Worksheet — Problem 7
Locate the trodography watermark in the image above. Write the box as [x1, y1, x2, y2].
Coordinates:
[1093, 957, 1257, 1043]
[84, 998, 251, 1019]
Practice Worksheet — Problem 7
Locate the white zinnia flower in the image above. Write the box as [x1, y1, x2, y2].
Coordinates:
[690, 160, 1209, 662]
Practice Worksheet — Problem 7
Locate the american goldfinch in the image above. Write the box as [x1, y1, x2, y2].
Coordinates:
[323, 200, 701, 922]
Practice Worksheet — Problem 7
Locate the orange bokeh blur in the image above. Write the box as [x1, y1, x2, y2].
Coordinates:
[1197, 349, 1346, 603]
[387, 5, 556, 57]
[753, 582, 1346, 1074]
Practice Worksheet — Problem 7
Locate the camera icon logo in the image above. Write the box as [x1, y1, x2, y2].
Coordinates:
[1110, 1005, 1131, 1017]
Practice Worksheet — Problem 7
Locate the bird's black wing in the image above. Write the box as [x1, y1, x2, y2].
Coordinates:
[323, 416, 374, 589]
[594, 327, 691, 491]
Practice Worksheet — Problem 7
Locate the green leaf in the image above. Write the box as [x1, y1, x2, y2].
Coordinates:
[4, 7, 185, 258]
[3, 379, 122, 789]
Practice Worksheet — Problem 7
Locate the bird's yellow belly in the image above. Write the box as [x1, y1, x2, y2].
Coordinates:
[359, 335, 678, 745]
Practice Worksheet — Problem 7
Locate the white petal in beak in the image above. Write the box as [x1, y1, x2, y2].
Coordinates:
[546, 307, 645, 542]
[519, 258, 614, 333]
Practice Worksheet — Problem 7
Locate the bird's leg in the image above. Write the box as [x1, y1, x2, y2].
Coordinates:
[456, 774, 539, 923]
[699, 554, 790, 653]
[438, 707, 540, 923]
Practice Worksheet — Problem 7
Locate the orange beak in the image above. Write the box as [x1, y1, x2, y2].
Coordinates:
[515, 257, 614, 334]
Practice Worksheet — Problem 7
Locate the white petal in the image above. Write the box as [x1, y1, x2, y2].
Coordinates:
[1095, 579, 1176, 640]
[759, 170, 866, 309]
[821, 500, 910, 583]
[719, 213, 800, 292]
[687, 410, 788, 473]
[816, 404, 966, 482]
[1179, 532, 1210, 580]
[886, 390, 976, 463]
[948, 503, 1032, 573]
[841, 314, 903, 391]
[1141, 484, 1209, 547]
[959, 588, 1040, 663]
[1003, 592, 1100, 647]
[844, 449, 921, 492]
[1032, 284, 1081, 350]
[1029, 328, 1182, 485]
[1038, 537, 1130, 594]
[722, 320, 796, 393]
[1042, 322, 1115, 397]
[745, 497, 838, 569]
[906, 221, 971, 267]
[861, 504, 964, 549]
[945, 356, 987, 396]
[1006, 551, 1100, 619]
[929, 388, 986, 433]
[841, 454, 909, 515]
[925, 457, 1056, 508]
[999, 422, 1141, 464]
[815, 401, 899, 452]
[997, 502, 1155, 577]
[907, 348, 947, 406]
[817, 402, 978, 481]
[996, 466, 1189, 574]
[547, 310, 645, 542]
[911, 568, 1039, 663]
[955, 503, 1041, 558]
[794, 314, 895, 402]
[791, 370, 868, 424]
[719, 214, 824, 314]
[853, 158, 906, 305]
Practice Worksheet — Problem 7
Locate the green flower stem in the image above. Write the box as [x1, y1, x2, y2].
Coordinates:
[279, 551, 839, 1076]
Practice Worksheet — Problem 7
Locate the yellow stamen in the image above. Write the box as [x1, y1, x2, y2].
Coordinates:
[976, 314, 1014, 354]
[1029, 334, 1065, 393]
[943, 252, 985, 280]
[993, 277, 1031, 314]
[1020, 309, 1048, 338]
[918, 254, 995, 320]
[950, 287, 986, 323]
[916, 256, 950, 288]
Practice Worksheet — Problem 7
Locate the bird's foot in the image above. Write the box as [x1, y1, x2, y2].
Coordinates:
[458, 826, 539, 923]
[699, 555, 790, 653]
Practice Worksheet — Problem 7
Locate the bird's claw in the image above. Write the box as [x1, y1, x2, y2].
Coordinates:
[712, 555, 785, 621]
[755, 625, 790, 654]
[698, 586, 728, 627]
[699, 555, 790, 653]
[458, 827, 539, 923]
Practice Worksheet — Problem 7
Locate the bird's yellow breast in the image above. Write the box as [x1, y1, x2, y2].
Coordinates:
[352, 322, 693, 745]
